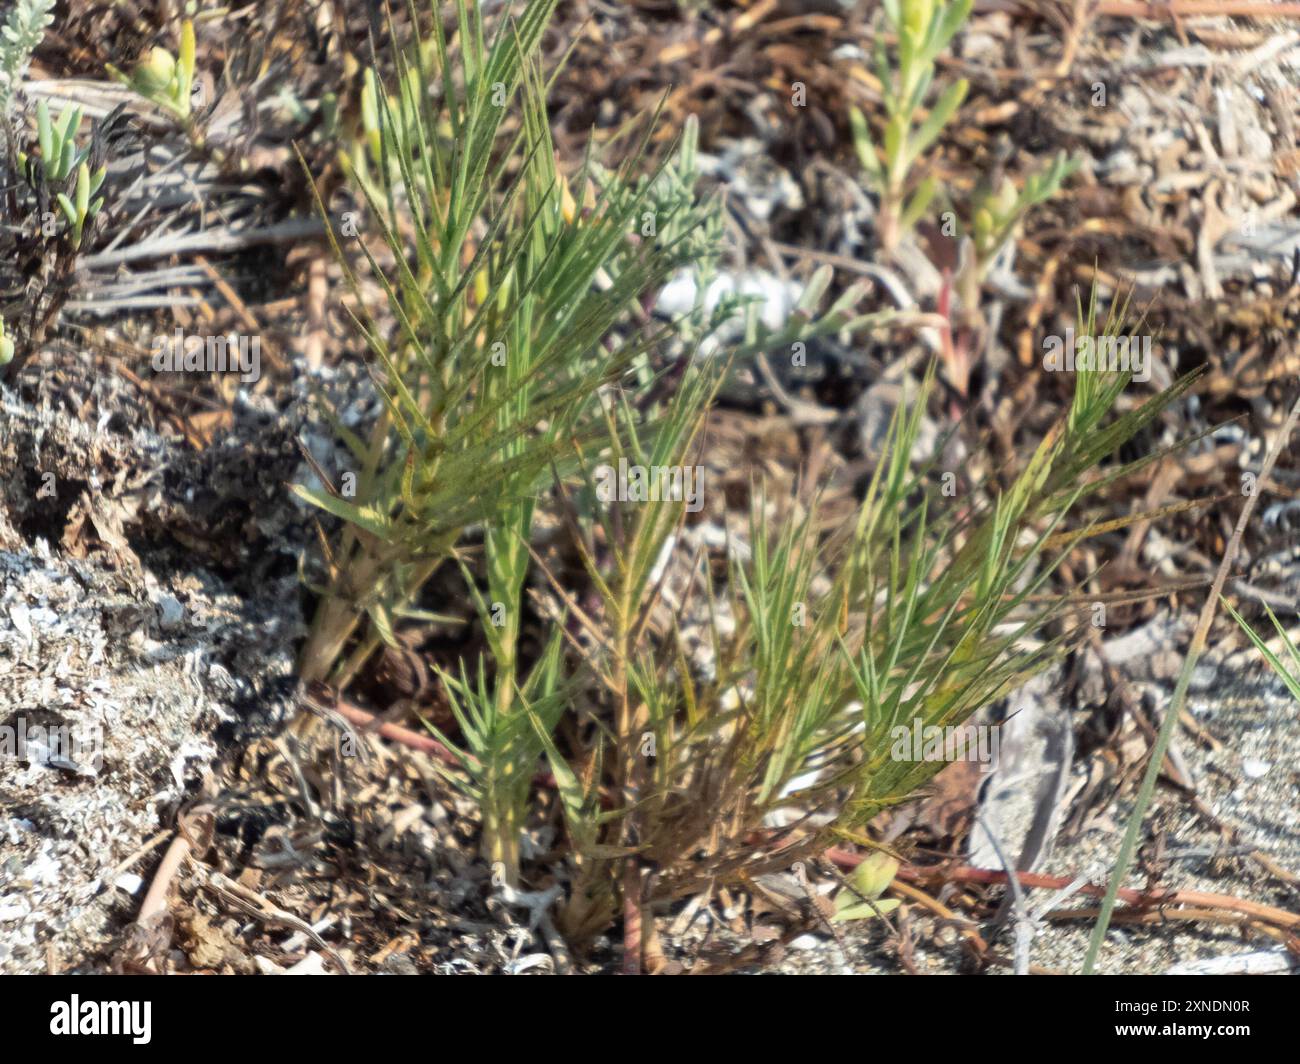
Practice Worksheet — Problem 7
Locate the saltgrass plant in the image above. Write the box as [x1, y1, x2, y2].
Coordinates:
[514, 301, 1194, 965]
[296, 0, 873, 897]
[426, 115, 756, 882]
[294, 0, 697, 689]
[300, 0, 1198, 966]
[1225, 600, 1300, 703]
[297, 0, 873, 728]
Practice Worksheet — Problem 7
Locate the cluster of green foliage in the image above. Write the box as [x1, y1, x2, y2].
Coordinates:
[850, 0, 1076, 283]
[850, 0, 972, 255]
[20, 100, 106, 247]
[108, 19, 197, 122]
[0, 0, 54, 123]
[294, 0, 1198, 970]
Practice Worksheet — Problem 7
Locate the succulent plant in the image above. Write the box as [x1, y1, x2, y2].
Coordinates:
[55, 160, 105, 248]
[832, 853, 902, 923]
[108, 20, 196, 122]
[18, 99, 106, 247]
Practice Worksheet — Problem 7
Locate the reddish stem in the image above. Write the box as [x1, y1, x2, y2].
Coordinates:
[826, 849, 1300, 930]
[329, 699, 464, 768]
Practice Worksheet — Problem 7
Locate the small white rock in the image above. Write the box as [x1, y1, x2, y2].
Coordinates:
[154, 593, 185, 631]
[0, 897, 30, 921]
[1242, 758, 1270, 779]
[114, 873, 144, 895]
[284, 952, 329, 975]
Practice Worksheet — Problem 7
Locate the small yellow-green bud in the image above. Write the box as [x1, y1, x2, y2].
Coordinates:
[134, 48, 177, 96]
[902, 0, 935, 36]
[993, 176, 1018, 218]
